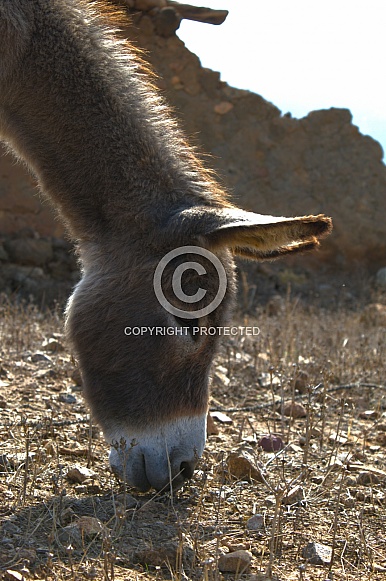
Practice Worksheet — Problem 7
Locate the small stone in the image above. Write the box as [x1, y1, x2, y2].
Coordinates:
[42, 337, 63, 352]
[246, 514, 264, 530]
[283, 485, 305, 505]
[5, 238, 53, 266]
[31, 352, 52, 364]
[356, 471, 380, 485]
[283, 401, 307, 418]
[114, 493, 139, 509]
[77, 516, 106, 536]
[58, 516, 107, 547]
[211, 411, 232, 424]
[214, 369, 230, 387]
[207, 413, 219, 435]
[154, 7, 181, 37]
[264, 495, 276, 507]
[258, 372, 281, 387]
[67, 465, 97, 484]
[218, 550, 251, 573]
[258, 434, 284, 452]
[302, 541, 332, 565]
[214, 101, 234, 115]
[73, 485, 88, 494]
[359, 409, 379, 420]
[59, 393, 77, 404]
[227, 452, 265, 483]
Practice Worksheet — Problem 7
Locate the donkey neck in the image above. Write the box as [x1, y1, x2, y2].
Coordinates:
[0, 0, 223, 241]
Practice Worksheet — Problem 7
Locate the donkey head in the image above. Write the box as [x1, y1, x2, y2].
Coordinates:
[66, 207, 331, 491]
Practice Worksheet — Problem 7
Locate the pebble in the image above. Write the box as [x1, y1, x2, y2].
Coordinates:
[218, 550, 251, 573]
[258, 434, 284, 452]
[358, 409, 379, 420]
[211, 411, 232, 424]
[246, 514, 264, 531]
[58, 516, 107, 547]
[42, 337, 63, 352]
[31, 352, 52, 364]
[264, 495, 276, 507]
[227, 451, 264, 483]
[67, 465, 97, 484]
[283, 401, 307, 418]
[214, 101, 234, 115]
[59, 393, 77, 404]
[282, 485, 305, 505]
[302, 541, 332, 565]
[207, 413, 219, 436]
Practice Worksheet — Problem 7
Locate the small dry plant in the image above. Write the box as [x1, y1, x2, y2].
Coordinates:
[0, 289, 385, 581]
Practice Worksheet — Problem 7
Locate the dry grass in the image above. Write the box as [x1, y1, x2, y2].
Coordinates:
[0, 288, 386, 581]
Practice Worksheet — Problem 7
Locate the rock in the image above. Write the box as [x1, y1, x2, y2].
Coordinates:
[282, 485, 305, 505]
[258, 434, 284, 452]
[58, 516, 107, 547]
[227, 451, 265, 483]
[356, 471, 380, 485]
[154, 7, 181, 37]
[214, 101, 234, 115]
[211, 410, 232, 424]
[375, 267, 386, 287]
[5, 238, 53, 266]
[264, 495, 276, 507]
[31, 352, 52, 364]
[302, 541, 332, 565]
[42, 337, 63, 352]
[359, 409, 379, 420]
[246, 514, 264, 531]
[207, 413, 219, 435]
[283, 401, 307, 419]
[67, 465, 97, 484]
[258, 372, 281, 388]
[59, 393, 77, 404]
[213, 368, 230, 387]
[218, 550, 252, 573]
[114, 493, 139, 509]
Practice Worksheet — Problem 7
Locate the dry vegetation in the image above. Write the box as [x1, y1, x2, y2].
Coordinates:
[0, 286, 386, 581]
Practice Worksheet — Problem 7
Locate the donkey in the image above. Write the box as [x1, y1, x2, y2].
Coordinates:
[0, 0, 332, 491]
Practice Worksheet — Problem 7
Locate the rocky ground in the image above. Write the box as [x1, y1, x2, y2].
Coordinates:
[0, 286, 386, 581]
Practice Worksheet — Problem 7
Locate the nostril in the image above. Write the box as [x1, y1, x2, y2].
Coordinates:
[180, 460, 196, 480]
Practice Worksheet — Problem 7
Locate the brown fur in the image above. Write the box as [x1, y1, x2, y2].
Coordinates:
[0, 0, 332, 488]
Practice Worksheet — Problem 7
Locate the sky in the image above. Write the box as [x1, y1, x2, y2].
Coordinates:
[177, 0, 386, 159]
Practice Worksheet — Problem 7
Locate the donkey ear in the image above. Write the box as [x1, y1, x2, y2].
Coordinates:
[172, 206, 332, 260]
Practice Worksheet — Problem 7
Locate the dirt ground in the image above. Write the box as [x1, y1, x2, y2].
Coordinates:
[0, 284, 386, 581]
